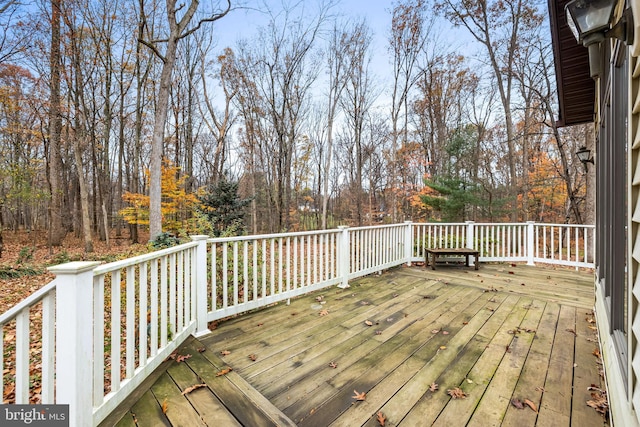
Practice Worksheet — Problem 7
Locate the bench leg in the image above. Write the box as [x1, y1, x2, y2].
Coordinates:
[431, 253, 436, 270]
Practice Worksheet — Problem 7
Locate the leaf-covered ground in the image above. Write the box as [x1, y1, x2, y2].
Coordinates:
[0, 230, 150, 313]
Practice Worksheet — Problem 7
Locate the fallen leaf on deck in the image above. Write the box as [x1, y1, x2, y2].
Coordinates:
[176, 354, 192, 363]
[249, 354, 258, 361]
[365, 320, 373, 326]
[220, 350, 231, 356]
[466, 378, 473, 384]
[587, 391, 609, 416]
[216, 367, 233, 376]
[439, 346, 447, 350]
[431, 329, 440, 334]
[442, 331, 450, 335]
[447, 387, 467, 399]
[161, 398, 168, 414]
[329, 361, 338, 369]
[319, 309, 329, 316]
[429, 382, 439, 392]
[375, 330, 383, 335]
[377, 411, 386, 426]
[360, 301, 370, 305]
[197, 347, 206, 353]
[181, 383, 207, 395]
[352, 390, 366, 401]
[511, 398, 524, 409]
[508, 271, 515, 275]
[463, 321, 469, 325]
[535, 386, 545, 392]
[524, 398, 538, 413]
[593, 348, 601, 358]
[316, 296, 324, 302]
[566, 328, 577, 335]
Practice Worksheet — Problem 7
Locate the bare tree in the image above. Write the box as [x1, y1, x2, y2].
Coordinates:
[436, 0, 543, 220]
[389, 0, 430, 221]
[47, 0, 66, 248]
[139, 0, 230, 240]
[340, 20, 376, 226]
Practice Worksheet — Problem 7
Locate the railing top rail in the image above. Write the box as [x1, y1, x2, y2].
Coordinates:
[207, 228, 342, 244]
[0, 279, 57, 326]
[531, 223, 595, 229]
[414, 222, 468, 226]
[93, 241, 199, 275]
[349, 223, 409, 232]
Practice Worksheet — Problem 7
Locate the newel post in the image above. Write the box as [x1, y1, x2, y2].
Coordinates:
[337, 226, 350, 288]
[191, 235, 210, 337]
[48, 261, 101, 427]
[404, 221, 413, 266]
[527, 221, 535, 266]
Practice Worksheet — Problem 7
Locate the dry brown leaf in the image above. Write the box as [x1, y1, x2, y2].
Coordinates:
[197, 347, 206, 353]
[329, 361, 338, 369]
[365, 320, 373, 326]
[429, 382, 439, 392]
[248, 354, 258, 361]
[566, 328, 577, 336]
[439, 346, 447, 350]
[176, 354, 191, 363]
[447, 387, 467, 399]
[220, 350, 231, 356]
[352, 390, 366, 401]
[161, 398, 168, 414]
[215, 367, 233, 376]
[511, 398, 524, 409]
[442, 331, 450, 335]
[593, 348, 601, 358]
[431, 329, 440, 334]
[319, 309, 329, 316]
[181, 383, 207, 395]
[316, 296, 324, 302]
[587, 391, 609, 416]
[524, 398, 538, 413]
[375, 330, 383, 335]
[376, 411, 386, 426]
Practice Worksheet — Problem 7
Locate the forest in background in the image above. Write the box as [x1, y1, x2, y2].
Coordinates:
[0, 0, 593, 253]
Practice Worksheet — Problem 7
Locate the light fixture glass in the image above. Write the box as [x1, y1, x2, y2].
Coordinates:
[565, 0, 617, 44]
[576, 147, 594, 168]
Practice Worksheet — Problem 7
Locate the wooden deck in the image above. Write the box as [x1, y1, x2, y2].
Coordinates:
[103, 263, 606, 427]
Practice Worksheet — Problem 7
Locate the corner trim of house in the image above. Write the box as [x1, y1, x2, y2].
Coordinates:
[596, 285, 639, 427]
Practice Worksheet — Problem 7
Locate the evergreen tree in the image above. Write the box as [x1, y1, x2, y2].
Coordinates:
[198, 179, 252, 237]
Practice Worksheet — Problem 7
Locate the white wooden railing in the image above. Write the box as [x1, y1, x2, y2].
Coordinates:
[0, 221, 595, 426]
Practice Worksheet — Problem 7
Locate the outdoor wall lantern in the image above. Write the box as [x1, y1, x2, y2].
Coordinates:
[576, 146, 595, 170]
[565, 0, 634, 78]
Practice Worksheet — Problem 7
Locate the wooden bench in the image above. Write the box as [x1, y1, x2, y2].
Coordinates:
[425, 248, 479, 270]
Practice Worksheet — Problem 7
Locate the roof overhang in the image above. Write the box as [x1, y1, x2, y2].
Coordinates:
[548, 0, 596, 127]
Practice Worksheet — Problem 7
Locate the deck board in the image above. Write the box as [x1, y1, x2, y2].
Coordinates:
[105, 264, 606, 427]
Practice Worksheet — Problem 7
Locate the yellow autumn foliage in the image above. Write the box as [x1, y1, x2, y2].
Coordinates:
[119, 160, 198, 234]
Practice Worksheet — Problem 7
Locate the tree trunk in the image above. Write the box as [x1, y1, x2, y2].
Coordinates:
[48, 0, 65, 247]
